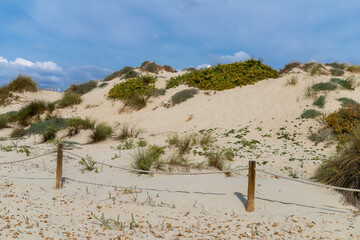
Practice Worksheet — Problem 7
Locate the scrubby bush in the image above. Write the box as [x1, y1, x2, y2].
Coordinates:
[337, 97, 359, 107]
[313, 128, 360, 207]
[150, 88, 166, 97]
[171, 89, 198, 105]
[42, 126, 58, 142]
[58, 92, 82, 108]
[312, 82, 337, 91]
[10, 128, 27, 138]
[300, 109, 322, 119]
[66, 80, 97, 95]
[98, 82, 108, 88]
[330, 68, 344, 76]
[66, 117, 95, 136]
[330, 77, 356, 90]
[131, 145, 165, 172]
[103, 66, 134, 82]
[279, 61, 301, 74]
[8, 75, 37, 92]
[347, 65, 360, 73]
[108, 76, 156, 100]
[324, 105, 360, 137]
[325, 62, 346, 69]
[123, 70, 139, 79]
[0, 115, 9, 129]
[17, 100, 54, 126]
[90, 123, 113, 142]
[166, 59, 279, 91]
[26, 118, 67, 135]
[313, 95, 326, 108]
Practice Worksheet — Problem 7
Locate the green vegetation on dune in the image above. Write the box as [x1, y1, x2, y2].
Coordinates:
[0, 75, 37, 105]
[26, 118, 67, 135]
[66, 80, 97, 95]
[166, 59, 279, 90]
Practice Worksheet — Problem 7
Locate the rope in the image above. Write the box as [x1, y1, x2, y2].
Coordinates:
[257, 169, 360, 193]
[64, 151, 248, 175]
[0, 151, 57, 165]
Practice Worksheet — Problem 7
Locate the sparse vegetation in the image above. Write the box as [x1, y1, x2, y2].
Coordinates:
[0, 115, 9, 129]
[58, 92, 82, 108]
[98, 82, 108, 88]
[308, 128, 333, 145]
[79, 156, 98, 173]
[279, 61, 301, 74]
[330, 77, 356, 90]
[303, 62, 323, 76]
[166, 59, 279, 90]
[26, 118, 67, 135]
[132, 145, 165, 172]
[66, 117, 95, 136]
[286, 76, 298, 85]
[10, 128, 27, 138]
[313, 128, 360, 207]
[90, 123, 113, 142]
[347, 65, 360, 73]
[311, 82, 337, 92]
[17, 100, 54, 126]
[300, 109, 322, 119]
[103, 66, 135, 82]
[330, 68, 344, 76]
[0, 75, 38, 105]
[313, 95, 326, 108]
[325, 62, 346, 69]
[206, 148, 231, 171]
[337, 97, 359, 107]
[42, 126, 58, 142]
[171, 89, 198, 105]
[150, 88, 166, 97]
[66, 80, 97, 95]
[117, 123, 142, 140]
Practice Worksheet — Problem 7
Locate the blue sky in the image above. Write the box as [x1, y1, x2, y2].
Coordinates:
[0, 0, 360, 89]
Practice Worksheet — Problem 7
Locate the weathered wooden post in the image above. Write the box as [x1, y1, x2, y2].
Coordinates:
[55, 143, 63, 189]
[247, 161, 256, 212]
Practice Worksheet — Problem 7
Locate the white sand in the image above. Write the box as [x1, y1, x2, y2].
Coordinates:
[0, 68, 360, 239]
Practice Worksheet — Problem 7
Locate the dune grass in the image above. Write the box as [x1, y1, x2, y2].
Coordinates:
[42, 126, 58, 142]
[300, 109, 322, 119]
[0, 115, 9, 129]
[279, 61, 301, 74]
[313, 128, 360, 207]
[66, 117, 95, 136]
[337, 97, 359, 107]
[330, 77, 356, 90]
[117, 123, 142, 140]
[90, 123, 113, 142]
[313, 95, 326, 108]
[330, 68, 344, 76]
[286, 76, 298, 86]
[312, 82, 337, 92]
[131, 145, 165, 172]
[0, 75, 37, 105]
[26, 118, 67, 135]
[58, 92, 82, 108]
[17, 100, 54, 126]
[206, 148, 231, 172]
[171, 89, 198, 105]
[10, 128, 27, 138]
[66, 80, 97, 95]
[347, 65, 360, 73]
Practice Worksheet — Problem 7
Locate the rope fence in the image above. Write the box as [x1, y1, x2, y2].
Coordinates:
[1, 143, 360, 212]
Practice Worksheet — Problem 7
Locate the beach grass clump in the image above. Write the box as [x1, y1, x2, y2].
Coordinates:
[171, 89, 198, 105]
[199, 133, 215, 147]
[79, 157, 98, 173]
[330, 77, 356, 90]
[330, 68, 345, 76]
[117, 123, 142, 140]
[90, 123, 113, 142]
[300, 109, 322, 119]
[325, 62, 347, 70]
[103, 66, 135, 82]
[132, 145, 165, 172]
[313, 128, 360, 207]
[42, 126, 58, 142]
[308, 128, 333, 145]
[66, 80, 97, 95]
[286, 76, 298, 86]
[0, 75, 38, 105]
[347, 65, 360, 73]
[324, 105, 360, 138]
[17, 100, 54, 126]
[10, 128, 27, 138]
[303, 62, 323, 76]
[311, 82, 337, 92]
[206, 148, 231, 171]
[279, 61, 301, 74]
[337, 97, 359, 107]
[26, 118, 67, 135]
[313, 95, 326, 108]
[58, 92, 82, 108]
[66, 117, 95, 136]
[123, 95, 148, 110]
[166, 59, 279, 90]
[0, 115, 9, 129]
[150, 88, 166, 97]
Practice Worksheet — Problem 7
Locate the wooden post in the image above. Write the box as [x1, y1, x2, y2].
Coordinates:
[247, 161, 256, 212]
[55, 143, 63, 189]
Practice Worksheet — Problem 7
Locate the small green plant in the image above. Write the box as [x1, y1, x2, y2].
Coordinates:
[66, 117, 95, 136]
[10, 128, 26, 138]
[312, 82, 337, 91]
[79, 156, 98, 173]
[123, 139, 134, 149]
[206, 148, 231, 172]
[284, 166, 298, 178]
[137, 140, 147, 147]
[131, 146, 165, 172]
[90, 123, 113, 142]
[117, 123, 142, 140]
[337, 97, 359, 107]
[286, 76, 298, 85]
[330, 68, 344, 76]
[66, 80, 97, 95]
[300, 109, 322, 119]
[171, 89, 198, 105]
[42, 126, 58, 142]
[91, 212, 124, 229]
[313, 95, 326, 108]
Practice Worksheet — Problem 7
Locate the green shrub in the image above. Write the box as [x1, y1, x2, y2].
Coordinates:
[137, 140, 147, 147]
[300, 109, 322, 119]
[0, 115, 9, 129]
[167, 134, 180, 146]
[26, 118, 67, 135]
[103, 66, 135, 82]
[325, 62, 346, 69]
[123, 70, 139, 79]
[347, 65, 360, 73]
[313, 128, 360, 207]
[131, 145, 165, 172]
[171, 89, 198, 105]
[42, 126, 58, 142]
[10, 128, 27, 138]
[166, 59, 279, 91]
[123, 95, 148, 110]
[98, 82, 108, 88]
[90, 123, 113, 142]
[58, 92, 82, 108]
[313, 95, 326, 108]
[311, 82, 337, 91]
[279, 61, 301, 74]
[66, 80, 97, 95]
[324, 105, 360, 137]
[206, 148, 231, 171]
[330, 68, 344, 76]
[337, 97, 359, 107]
[66, 117, 95, 136]
[150, 88, 166, 97]
[330, 77, 356, 90]
[17, 100, 54, 126]
[108, 76, 156, 100]
[303, 62, 323, 76]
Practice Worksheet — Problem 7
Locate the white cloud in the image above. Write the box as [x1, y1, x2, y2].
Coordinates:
[0, 56, 8, 63]
[1, 56, 62, 72]
[216, 51, 251, 64]
[197, 63, 211, 69]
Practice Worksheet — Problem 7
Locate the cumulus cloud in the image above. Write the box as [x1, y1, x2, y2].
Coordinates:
[0, 56, 109, 90]
[216, 51, 251, 64]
